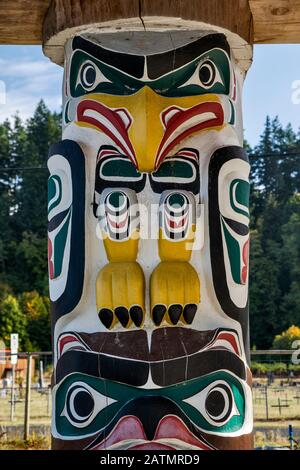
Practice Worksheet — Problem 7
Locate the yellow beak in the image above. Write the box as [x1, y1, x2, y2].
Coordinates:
[77, 87, 224, 173]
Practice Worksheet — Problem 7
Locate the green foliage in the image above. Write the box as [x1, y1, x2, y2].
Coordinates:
[273, 325, 300, 350]
[249, 116, 300, 348]
[0, 101, 60, 351]
[251, 362, 300, 376]
[251, 362, 268, 375]
[18, 291, 51, 351]
[0, 294, 28, 350]
[249, 230, 281, 347]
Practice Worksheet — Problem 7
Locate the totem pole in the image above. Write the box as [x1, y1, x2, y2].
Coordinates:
[44, 2, 253, 451]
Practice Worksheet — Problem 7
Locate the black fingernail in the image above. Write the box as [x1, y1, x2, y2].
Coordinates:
[98, 309, 114, 329]
[115, 307, 130, 327]
[183, 304, 197, 324]
[152, 305, 166, 326]
[168, 304, 183, 325]
[130, 306, 144, 327]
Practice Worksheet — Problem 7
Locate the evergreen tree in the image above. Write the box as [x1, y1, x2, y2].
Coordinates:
[15, 100, 61, 236]
[249, 230, 281, 348]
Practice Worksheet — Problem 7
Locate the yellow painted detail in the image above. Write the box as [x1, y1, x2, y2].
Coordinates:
[158, 225, 196, 262]
[102, 230, 139, 262]
[76, 90, 224, 172]
[150, 261, 200, 324]
[96, 261, 145, 329]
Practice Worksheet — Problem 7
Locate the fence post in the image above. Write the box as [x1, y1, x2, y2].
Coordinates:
[10, 363, 15, 421]
[289, 424, 294, 450]
[265, 385, 269, 421]
[47, 386, 51, 417]
[24, 354, 32, 440]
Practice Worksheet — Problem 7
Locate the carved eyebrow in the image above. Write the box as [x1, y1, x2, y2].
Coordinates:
[72, 34, 230, 81]
[146, 34, 230, 79]
[72, 36, 145, 79]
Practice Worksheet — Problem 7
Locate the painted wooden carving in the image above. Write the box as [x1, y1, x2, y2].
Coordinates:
[49, 32, 253, 450]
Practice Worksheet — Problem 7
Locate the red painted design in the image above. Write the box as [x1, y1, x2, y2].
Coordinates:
[107, 213, 129, 230]
[241, 239, 249, 285]
[156, 102, 224, 168]
[58, 333, 89, 358]
[77, 100, 137, 166]
[176, 149, 199, 161]
[90, 415, 213, 450]
[213, 331, 241, 356]
[168, 213, 188, 229]
[97, 149, 121, 161]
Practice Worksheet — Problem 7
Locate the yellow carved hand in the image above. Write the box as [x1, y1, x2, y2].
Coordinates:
[150, 261, 200, 326]
[96, 261, 145, 329]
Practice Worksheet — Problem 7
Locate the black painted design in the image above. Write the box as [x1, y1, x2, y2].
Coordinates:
[72, 34, 230, 81]
[208, 146, 249, 346]
[48, 140, 85, 324]
[55, 346, 246, 387]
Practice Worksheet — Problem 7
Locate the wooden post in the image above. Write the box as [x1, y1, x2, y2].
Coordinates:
[24, 354, 32, 441]
[10, 363, 15, 421]
[43, 0, 254, 451]
[265, 386, 269, 421]
[47, 386, 51, 417]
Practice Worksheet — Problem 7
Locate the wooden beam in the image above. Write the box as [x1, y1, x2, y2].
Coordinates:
[43, 0, 252, 46]
[0, 0, 50, 44]
[42, 0, 253, 65]
[43, 0, 140, 45]
[0, 1, 300, 46]
[140, 0, 253, 44]
[250, 0, 300, 43]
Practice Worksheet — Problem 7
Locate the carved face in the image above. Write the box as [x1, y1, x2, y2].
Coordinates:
[48, 32, 252, 450]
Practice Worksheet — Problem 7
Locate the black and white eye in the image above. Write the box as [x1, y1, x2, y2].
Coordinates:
[179, 59, 223, 90]
[61, 381, 116, 428]
[183, 380, 239, 426]
[80, 61, 97, 88]
[199, 61, 217, 87]
[204, 383, 234, 423]
[77, 60, 111, 91]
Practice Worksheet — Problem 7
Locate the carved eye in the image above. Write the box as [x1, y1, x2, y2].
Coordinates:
[61, 381, 116, 428]
[199, 60, 217, 87]
[204, 383, 233, 423]
[178, 59, 224, 90]
[65, 384, 95, 425]
[183, 380, 240, 427]
[78, 60, 111, 91]
[80, 61, 97, 88]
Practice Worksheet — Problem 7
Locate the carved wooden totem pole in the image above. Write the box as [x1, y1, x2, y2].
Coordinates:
[44, 1, 253, 450]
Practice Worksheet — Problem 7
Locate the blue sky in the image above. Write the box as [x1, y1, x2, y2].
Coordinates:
[0, 44, 300, 147]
